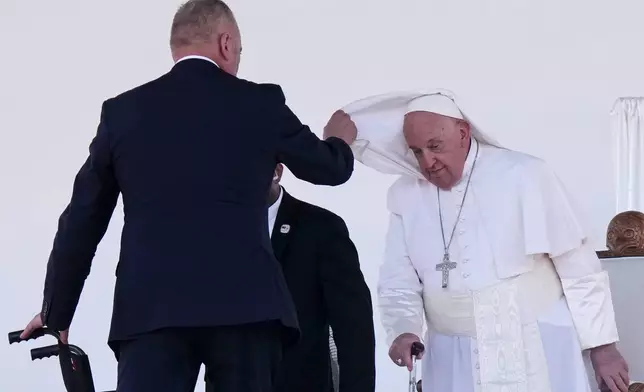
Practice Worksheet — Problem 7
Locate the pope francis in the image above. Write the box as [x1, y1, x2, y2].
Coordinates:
[341, 90, 629, 392]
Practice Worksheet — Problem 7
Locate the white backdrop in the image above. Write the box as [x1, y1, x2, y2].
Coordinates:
[2, 0, 644, 390]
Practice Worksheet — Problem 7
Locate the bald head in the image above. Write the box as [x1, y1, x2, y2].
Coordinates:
[170, 0, 242, 75]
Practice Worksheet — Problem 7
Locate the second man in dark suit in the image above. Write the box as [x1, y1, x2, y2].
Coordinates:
[207, 163, 375, 392]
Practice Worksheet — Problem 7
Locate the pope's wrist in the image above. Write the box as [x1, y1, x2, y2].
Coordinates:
[589, 342, 616, 353]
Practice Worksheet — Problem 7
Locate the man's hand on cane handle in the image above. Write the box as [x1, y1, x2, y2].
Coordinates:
[389, 333, 423, 371]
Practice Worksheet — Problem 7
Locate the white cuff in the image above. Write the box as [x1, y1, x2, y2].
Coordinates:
[561, 271, 619, 350]
[378, 288, 424, 346]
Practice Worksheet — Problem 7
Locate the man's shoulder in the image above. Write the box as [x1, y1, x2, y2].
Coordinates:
[484, 146, 553, 177]
[232, 77, 288, 106]
[287, 194, 348, 231]
[106, 71, 287, 107]
[103, 73, 168, 109]
[484, 147, 564, 197]
[388, 176, 418, 192]
[386, 176, 419, 213]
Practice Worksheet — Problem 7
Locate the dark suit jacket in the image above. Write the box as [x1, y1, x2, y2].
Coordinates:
[271, 190, 375, 392]
[39, 58, 354, 352]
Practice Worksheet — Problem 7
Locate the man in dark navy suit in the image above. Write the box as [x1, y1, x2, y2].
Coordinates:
[206, 164, 376, 392]
[20, 1, 358, 391]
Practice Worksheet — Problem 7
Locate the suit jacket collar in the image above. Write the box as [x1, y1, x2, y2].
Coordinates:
[271, 189, 299, 262]
[174, 55, 220, 68]
[170, 57, 225, 78]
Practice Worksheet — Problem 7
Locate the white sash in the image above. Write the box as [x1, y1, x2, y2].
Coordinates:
[423, 258, 562, 392]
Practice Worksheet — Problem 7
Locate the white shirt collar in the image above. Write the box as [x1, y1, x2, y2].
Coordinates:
[268, 186, 284, 235]
[462, 137, 480, 179]
[174, 55, 220, 68]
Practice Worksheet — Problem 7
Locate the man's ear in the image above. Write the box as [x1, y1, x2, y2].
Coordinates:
[273, 163, 284, 183]
[219, 32, 233, 61]
[458, 120, 471, 141]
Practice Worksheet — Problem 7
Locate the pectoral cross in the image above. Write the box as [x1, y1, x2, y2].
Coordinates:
[435, 253, 457, 289]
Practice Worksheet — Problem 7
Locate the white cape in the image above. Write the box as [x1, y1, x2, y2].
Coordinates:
[341, 89, 503, 179]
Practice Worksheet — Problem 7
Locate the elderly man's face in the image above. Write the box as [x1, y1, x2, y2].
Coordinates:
[403, 111, 471, 190]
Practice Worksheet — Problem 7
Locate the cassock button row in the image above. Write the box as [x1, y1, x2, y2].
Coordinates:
[475, 363, 480, 369]
[473, 349, 479, 354]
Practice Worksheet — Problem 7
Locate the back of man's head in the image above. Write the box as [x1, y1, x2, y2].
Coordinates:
[170, 0, 241, 75]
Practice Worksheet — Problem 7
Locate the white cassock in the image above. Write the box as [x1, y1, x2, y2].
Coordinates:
[342, 90, 620, 392]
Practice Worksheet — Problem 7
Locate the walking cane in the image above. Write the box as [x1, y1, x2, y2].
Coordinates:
[409, 342, 425, 392]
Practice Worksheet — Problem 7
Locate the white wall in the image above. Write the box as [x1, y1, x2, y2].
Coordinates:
[600, 256, 644, 383]
[1, 0, 643, 390]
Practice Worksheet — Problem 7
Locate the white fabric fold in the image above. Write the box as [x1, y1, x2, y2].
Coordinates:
[341, 89, 503, 179]
[378, 212, 424, 345]
[552, 242, 620, 350]
[517, 159, 586, 258]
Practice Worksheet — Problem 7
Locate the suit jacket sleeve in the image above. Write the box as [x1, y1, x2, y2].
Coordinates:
[41, 101, 120, 331]
[263, 84, 354, 186]
[318, 215, 375, 392]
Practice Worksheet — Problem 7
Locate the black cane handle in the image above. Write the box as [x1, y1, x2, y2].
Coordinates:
[8, 327, 61, 344]
[31, 344, 60, 360]
[8, 328, 46, 344]
[411, 342, 425, 357]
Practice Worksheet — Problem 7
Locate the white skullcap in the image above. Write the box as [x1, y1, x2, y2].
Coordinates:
[405, 93, 464, 120]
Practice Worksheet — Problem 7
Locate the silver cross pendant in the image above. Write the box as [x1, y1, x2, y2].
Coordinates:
[435, 253, 457, 289]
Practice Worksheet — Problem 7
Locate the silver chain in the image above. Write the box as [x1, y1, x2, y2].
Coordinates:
[437, 142, 480, 257]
